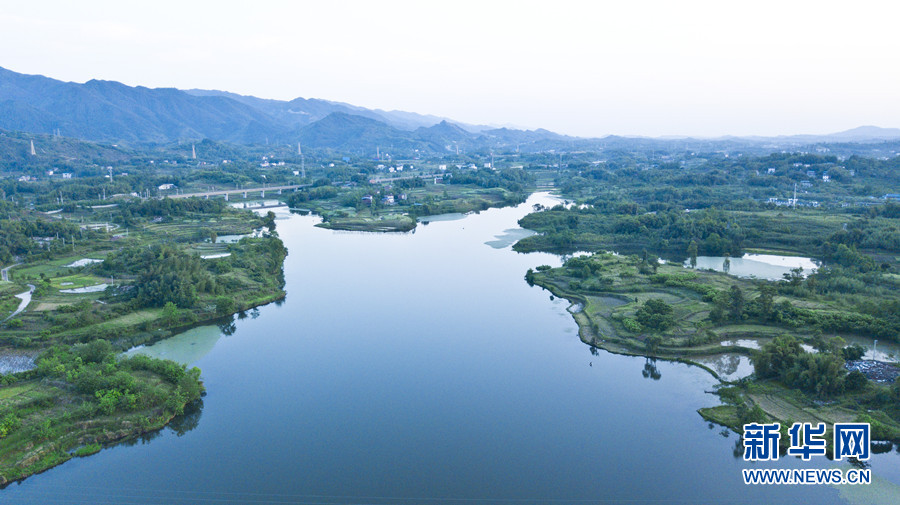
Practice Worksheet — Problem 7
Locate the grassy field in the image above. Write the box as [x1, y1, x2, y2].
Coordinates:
[49, 273, 107, 290]
[11, 254, 107, 280]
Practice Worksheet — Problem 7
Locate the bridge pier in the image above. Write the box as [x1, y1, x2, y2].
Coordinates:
[224, 193, 229, 201]
[278, 188, 282, 195]
[205, 195, 209, 200]
[261, 190, 265, 198]
[243, 191, 247, 199]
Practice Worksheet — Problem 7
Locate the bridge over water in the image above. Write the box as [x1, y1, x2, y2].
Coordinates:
[167, 184, 310, 200]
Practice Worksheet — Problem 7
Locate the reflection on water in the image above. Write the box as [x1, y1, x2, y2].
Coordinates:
[230, 199, 284, 209]
[720, 338, 764, 350]
[844, 336, 900, 363]
[642, 358, 662, 380]
[116, 400, 204, 449]
[418, 212, 467, 223]
[694, 353, 754, 381]
[218, 317, 237, 336]
[124, 325, 224, 365]
[719, 336, 899, 363]
[59, 283, 108, 294]
[690, 254, 817, 281]
[167, 399, 204, 437]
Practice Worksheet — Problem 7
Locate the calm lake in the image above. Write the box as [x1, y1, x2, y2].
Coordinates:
[4, 193, 899, 504]
[688, 254, 818, 281]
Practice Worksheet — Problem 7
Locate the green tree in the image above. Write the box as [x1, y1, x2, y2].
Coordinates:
[263, 211, 277, 231]
[687, 240, 698, 269]
[753, 335, 803, 379]
[162, 301, 179, 325]
[215, 296, 235, 315]
[728, 285, 745, 321]
[841, 344, 866, 361]
[645, 335, 663, 352]
[757, 285, 774, 321]
[636, 299, 675, 331]
[788, 353, 847, 397]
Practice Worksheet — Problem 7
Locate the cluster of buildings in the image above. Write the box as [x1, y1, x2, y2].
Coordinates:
[361, 192, 408, 206]
[17, 171, 73, 182]
[259, 156, 286, 168]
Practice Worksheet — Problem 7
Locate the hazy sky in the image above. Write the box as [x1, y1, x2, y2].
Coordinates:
[1, 1, 898, 137]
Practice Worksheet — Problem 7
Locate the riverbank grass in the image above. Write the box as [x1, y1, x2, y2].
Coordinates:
[529, 251, 900, 440]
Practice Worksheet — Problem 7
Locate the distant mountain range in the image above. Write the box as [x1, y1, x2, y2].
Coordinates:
[1, 66, 899, 153]
[0, 66, 558, 151]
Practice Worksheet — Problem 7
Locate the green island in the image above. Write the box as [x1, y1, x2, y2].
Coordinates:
[0, 197, 286, 484]
[284, 168, 533, 232]
[516, 150, 900, 454]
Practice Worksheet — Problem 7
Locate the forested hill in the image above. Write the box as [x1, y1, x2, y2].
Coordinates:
[0, 67, 281, 144]
[3, 66, 900, 154]
[0, 66, 576, 151]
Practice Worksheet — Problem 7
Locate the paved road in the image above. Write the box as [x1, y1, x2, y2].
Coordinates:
[0, 263, 18, 282]
[2, 284, 34, 323]
[368, 173, 441, 184]
[1, 263, 33, 322]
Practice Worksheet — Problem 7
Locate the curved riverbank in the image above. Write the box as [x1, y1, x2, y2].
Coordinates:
[4, 193, 894, 505]
[535, 276, 742, 383]
[528, 254, 900, 443]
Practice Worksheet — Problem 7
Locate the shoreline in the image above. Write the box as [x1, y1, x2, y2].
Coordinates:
[529, 272, 900, 441]
[0, 399, 200, 488]
[535, 277, 737, 383]
[0, 226, 288, 485]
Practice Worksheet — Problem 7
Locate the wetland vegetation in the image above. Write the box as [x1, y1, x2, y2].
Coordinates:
[4, 127, 900, 487]
[516, 151, 900, 452]
[0, 197, 286, 483]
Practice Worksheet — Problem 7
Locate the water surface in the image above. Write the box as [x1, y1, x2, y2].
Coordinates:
[4, 193, 897, 504]
[690, 254, 818, 281]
